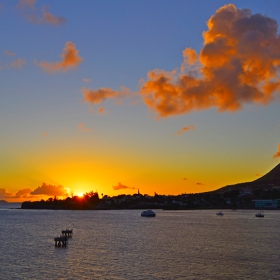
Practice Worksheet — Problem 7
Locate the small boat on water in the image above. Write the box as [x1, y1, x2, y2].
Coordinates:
[216, 211, 224, 216]
[141, 209, 156, 217]
[255, 211, 264, 218]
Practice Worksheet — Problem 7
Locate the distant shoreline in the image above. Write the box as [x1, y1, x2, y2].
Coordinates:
[0, 200, 8, 203]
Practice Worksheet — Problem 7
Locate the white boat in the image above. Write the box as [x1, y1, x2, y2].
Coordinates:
[141, 209, 156, 217]
[216, 211, 224, 216]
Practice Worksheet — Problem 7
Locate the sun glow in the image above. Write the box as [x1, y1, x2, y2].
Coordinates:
[77, 192, 84, 197]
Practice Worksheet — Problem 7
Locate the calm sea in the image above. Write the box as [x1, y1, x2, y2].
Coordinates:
[1, 204, 280, 280]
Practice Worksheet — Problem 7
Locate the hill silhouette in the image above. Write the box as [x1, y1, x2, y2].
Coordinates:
[215, 163, 280, 193]
[253, 163, 280, 185]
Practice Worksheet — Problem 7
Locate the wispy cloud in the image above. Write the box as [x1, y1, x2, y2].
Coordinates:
[83, 78, 92, 83]
[82, 86, 133, 113]
[5, 58, 27, 69]
[273, 144, 280, 159]
[82, 86, 131, 105]
[4, 50, 16, 56]
[17, 0, 36, 9]
[77, 123, 91, 132]
[37, 41, 82, 73]
[17, 0, 66, 26]
[112, 182, 137, 191]
[30, 182, 68, 196]
[176, 125, 195, 135]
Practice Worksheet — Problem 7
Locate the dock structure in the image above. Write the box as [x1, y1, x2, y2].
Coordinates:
[61, 229, 73, 238]
[54, 235, 68, 247]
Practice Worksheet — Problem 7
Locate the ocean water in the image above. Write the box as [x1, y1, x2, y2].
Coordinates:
[1, 204, 280, 280]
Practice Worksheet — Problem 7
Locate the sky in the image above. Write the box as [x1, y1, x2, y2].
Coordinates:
[1, 0, 280, 202]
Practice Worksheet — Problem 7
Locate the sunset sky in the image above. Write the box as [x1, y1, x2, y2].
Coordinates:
[1, 0, 280, 202]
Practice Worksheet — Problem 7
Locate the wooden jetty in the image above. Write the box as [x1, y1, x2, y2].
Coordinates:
[54, 235, 68, 247]
[61, 229, 73, 238]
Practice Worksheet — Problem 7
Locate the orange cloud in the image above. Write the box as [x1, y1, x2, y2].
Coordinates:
[176, 125, 195, 135]
[0, 188, 13, 199]
[0, 188, 34, 199]
[38, 41, 82, 73]
[77, 123, 91, 132]
[5, 50, 16, 56]
[98, 107, 105, 114]
[30, 182, 68, 196]
[17, 0, 66, 25]
[6, 58, 27, 69]
[139, 4, 280, 117]
[82, 5, 280, 118]
[14, 188, 33, 198]
[41, 7, 66, 26]
[82, 86, 131, 106]
[273, 144, 280, 158]
[112, 182, 136, 191]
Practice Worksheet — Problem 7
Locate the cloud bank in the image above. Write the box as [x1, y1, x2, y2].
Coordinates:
[83, 4, 280, 118]
[38, 41, 82, 73]
[30, 182, 68, 196]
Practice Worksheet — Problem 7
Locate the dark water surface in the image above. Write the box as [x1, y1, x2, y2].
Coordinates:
[1, 205, 280, 279]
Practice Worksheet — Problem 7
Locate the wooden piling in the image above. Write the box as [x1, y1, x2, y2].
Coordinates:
[54, 235, 68, 247]
[61, 229, 73, 238]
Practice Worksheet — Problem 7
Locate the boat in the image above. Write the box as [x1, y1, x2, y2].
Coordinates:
[255, 193, 264, 217]
[255, 211, 264, 218]
[216, 211, 224, 216]
[141, 209, 156, 217]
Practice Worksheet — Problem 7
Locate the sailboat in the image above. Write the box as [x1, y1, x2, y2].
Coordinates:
[255, 210, 264, 218]
[256, 195, 264, 217]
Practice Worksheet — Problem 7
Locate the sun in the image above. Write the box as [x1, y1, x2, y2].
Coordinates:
[77, 192, 84, 197]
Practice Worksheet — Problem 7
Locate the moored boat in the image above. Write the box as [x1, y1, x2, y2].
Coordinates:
[141, 209, 156, 217]
[255, 212, 264, 218]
